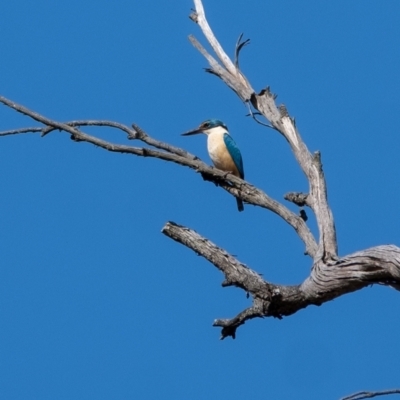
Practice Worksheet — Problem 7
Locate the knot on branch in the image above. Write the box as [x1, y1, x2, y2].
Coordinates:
[189, 10, 198, 23]
[284, 192, 310, 207]
[312, 151, 321, 164]
[70, 134, 82, 142]
[278, 104, 289, 118]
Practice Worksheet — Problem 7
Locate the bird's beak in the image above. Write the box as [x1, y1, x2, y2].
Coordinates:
[181, 127, 204, 136]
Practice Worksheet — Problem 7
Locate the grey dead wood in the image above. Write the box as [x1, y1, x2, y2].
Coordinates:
[341, 389, 400, 400]
[0, 0, 399, 350]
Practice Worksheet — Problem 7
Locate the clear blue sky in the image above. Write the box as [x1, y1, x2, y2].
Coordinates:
[1, 1, 399, 399]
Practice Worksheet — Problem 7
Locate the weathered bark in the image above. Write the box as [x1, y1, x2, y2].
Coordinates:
[0, 0, 399, 341]
[183, 0, 400, 338]
[162, 222, 400, 338]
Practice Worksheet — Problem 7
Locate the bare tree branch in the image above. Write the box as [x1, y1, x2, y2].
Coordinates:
[0, 96, 317, 259]
[192, 0, 237, 77]
[163, 221, 400, 339]
[1, 0, 400, 342]
[341, 389, 400, 400]
[189, 0, 337, 262]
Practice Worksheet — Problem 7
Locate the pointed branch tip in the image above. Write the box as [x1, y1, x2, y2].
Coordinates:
[234, 33, 251, 69]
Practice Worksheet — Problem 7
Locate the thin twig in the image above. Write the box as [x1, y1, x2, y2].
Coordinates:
[245, 102, 273, 129]
[0, 127, 43, 136]
[341, 389, 400, 400]
[234, 33, 250, 69]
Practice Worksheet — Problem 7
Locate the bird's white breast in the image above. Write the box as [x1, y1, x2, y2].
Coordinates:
[207, 129, 225, 162]
[206, 128, 239, 177]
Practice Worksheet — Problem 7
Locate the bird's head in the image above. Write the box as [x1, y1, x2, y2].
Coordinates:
[182, 119, 228, 136]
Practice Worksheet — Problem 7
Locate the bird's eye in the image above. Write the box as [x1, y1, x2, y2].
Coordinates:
[203, 122, 210, 128]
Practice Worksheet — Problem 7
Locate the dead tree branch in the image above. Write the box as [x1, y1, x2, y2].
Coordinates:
[190, 0, 337, 262]
[173, 0, 399, 337]
[341, 389, 400, 400]
[1, 0, 399, 340]
[0, 96, 317, 260]
[163, 221, 400, 339]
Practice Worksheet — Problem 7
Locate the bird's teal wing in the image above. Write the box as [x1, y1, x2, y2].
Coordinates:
[223, 133, 244, 179]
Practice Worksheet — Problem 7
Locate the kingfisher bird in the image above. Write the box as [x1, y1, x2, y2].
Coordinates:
[182, 119, 245, 212]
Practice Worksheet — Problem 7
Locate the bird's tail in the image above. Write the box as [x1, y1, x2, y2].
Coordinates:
[236, 197, 244, 212]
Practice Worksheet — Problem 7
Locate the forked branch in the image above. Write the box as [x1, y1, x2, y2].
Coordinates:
[163, 221, 400, 339]
[179, 0, 400, 338]
[0, 95, 316, 259]
[1, 1, 400, 341]
[189, 0, 337, 262]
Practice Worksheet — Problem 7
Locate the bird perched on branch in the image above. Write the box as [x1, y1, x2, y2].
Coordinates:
[182, 119, 245, 212]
